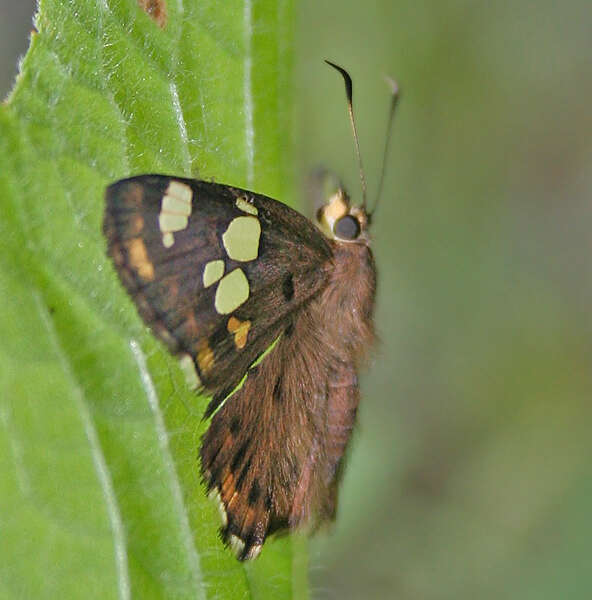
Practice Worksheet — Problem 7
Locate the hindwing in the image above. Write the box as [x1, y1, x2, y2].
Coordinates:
[103, 175, 333, 407]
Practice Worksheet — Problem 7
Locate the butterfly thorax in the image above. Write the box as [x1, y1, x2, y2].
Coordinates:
[316, 239, 376, 358]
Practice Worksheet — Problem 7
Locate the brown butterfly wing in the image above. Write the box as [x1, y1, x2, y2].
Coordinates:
[103, 175, 333, 406]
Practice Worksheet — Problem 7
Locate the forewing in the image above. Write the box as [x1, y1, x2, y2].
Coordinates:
[103, 175, 333, 399]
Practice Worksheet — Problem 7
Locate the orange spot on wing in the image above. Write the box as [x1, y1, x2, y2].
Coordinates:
[227, 317, 251, 349]
[129, 214, 144, 236]
[196, 339, 214, 373]
[125, 238, 154, 281]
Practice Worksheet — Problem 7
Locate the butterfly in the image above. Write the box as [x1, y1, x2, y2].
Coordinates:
[103, 62, 398, 560]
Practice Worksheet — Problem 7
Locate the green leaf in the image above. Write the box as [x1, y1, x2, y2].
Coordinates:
[0, 0, 306, 598]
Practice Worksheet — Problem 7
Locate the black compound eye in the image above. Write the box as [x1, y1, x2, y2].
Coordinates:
[334, 215, 361, 240]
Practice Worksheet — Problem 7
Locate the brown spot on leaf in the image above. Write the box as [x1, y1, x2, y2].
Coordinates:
[138, 0, 168, 28]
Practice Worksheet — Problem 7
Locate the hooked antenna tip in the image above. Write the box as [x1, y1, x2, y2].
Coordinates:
[383, 75, 400, 97]
[324, 59, 368, 209]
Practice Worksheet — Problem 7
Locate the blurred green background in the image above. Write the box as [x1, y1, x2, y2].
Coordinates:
[2, 1, 591, 598]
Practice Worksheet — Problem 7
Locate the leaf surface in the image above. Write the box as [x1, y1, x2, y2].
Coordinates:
[0, 1, 304, 598]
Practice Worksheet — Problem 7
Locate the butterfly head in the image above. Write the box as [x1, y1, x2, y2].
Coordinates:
[316, 187, 370, 243]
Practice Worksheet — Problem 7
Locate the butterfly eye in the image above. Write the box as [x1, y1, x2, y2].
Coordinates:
[334, 215, 361, 240]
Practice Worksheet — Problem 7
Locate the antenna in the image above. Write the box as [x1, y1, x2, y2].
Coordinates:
[371, 76, 400, 218]
[325, 60, 368, 211]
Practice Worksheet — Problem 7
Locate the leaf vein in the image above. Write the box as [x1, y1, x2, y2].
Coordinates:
[0, 404, 32, 498]
[243, 0, 255, 186]
[129, 339, 205, 599]
[33, 291, 131, 600]
[169, 81, 192, 175]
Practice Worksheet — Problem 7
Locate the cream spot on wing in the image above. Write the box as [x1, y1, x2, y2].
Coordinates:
[159, 212, 188, 233]
[229, 534, 245, 557]
[214, 268, 250, 314]
[125, 238, 154, 281]
[162, 233, 175, 247]
[243, 544, 262, 561]
[236, 196, 258, 215]
[202, 260, 224, 288]
[159, 181, 193, 246]
[222, 216, 261, 262]
[166, 180, 193, 205]
[179, 353, 201, 390]
[208, 488, 228, 527]
[227, 316, 251, 349]
[162, 193, 190, 215]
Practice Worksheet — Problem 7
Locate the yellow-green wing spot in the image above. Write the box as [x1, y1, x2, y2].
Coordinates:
[166, 180, 193, 205]
[162, 232, 175, 248]
[214, 268, 250, 314]
[208, 488, 228, 527]
[203, 260, 225, 288]
[236, 196, 258, 216]
[222, 216, 261, 262]
[159, 181, 193, 247]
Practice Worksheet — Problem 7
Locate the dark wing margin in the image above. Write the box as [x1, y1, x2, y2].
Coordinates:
[103, 174, 333, 399]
